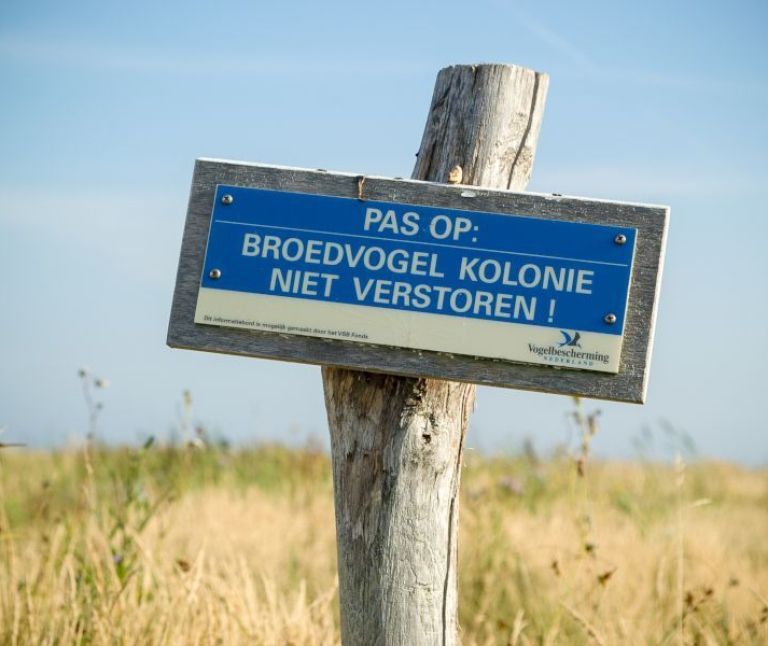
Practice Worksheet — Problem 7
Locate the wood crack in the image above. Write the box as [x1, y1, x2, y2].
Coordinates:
[507, 71, 540, 190]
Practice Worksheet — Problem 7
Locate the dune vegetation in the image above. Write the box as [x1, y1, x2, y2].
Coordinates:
[1, 426, 766, 644]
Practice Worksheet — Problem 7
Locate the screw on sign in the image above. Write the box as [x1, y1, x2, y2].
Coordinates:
[167, 63, 669, 645]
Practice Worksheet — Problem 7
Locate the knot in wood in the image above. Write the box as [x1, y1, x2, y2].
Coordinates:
[447, 165, 463, 184]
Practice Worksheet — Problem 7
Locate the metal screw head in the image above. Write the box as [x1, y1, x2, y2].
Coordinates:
[604, 313, 617, 325]
[209, 268, 222, 280]
[614, 233, 627, 245]
[221, 194, 234, 205]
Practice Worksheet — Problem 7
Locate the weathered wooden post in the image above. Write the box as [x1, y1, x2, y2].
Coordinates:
[322, 64, 549, 645]
[168, 60, 668, 646]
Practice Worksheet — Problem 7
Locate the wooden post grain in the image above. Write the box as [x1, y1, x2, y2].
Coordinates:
[323, 64, 549, 645]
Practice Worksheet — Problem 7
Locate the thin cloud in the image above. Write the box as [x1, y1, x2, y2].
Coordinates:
[0, 188, 184, 285]
[0, 33, 428, 77]
[530, 165, 768, 200]
[508, 12, 766, 97]
[518, 16, 598, 75]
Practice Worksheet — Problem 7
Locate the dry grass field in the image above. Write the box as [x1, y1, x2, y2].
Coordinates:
[1, 435, 766, 644]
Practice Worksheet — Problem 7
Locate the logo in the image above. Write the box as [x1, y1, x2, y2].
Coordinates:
[527, 330, 609, 367]
[558, 330, 581, 348]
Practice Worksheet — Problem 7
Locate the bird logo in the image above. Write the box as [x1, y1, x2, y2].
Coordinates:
[558, 331, 582, 348]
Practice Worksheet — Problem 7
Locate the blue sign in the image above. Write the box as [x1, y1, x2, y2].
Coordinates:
[195, 184, 637, 372]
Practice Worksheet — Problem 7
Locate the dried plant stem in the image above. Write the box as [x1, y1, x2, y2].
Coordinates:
[675, 453, 686, 645]
[560, 602, 606, 646]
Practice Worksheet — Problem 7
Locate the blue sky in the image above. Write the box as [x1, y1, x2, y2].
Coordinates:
[1, 1, 767, 463]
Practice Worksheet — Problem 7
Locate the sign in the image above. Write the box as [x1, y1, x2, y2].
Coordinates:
[196, 185, 636, 374]
[168, 160, 669, 402]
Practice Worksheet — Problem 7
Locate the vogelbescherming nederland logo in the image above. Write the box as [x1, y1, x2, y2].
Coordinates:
[528, 330, 609, 366]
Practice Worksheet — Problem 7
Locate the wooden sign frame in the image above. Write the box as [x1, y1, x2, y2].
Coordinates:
[167, 158, 669, 403]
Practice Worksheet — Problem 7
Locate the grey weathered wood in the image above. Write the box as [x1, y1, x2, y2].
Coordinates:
[167, 160, 669, 404]
[325, 64, 547, 646]
[323, 374, 473, 645]
[412, 64, 548, 191]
